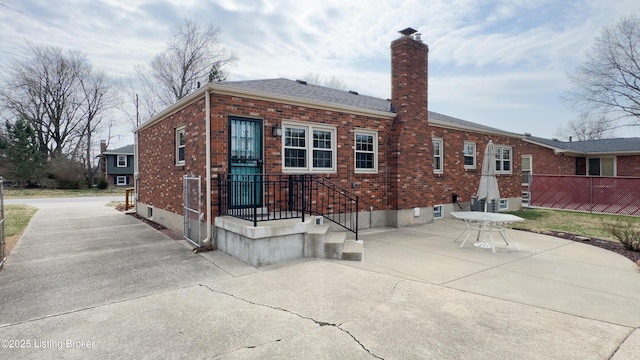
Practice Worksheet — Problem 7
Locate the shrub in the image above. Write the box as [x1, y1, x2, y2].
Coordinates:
[97, 177, 109, 190]
[602, 219, 640, 251]
[56, 179, 80, 189]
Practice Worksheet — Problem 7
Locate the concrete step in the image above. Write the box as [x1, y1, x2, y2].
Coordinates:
[305, 224, 330, 258]
[342, 240, 364, 261]
[324, 231, 346, 260]
[307, 224, 330, 236]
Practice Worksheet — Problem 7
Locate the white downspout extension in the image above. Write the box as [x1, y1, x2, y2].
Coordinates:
[202, 90, 212, 245]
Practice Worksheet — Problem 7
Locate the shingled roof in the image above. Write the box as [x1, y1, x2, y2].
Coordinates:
[428, 111, 521, 137]
[103, 144, 134, 155]
[524, 135, 640, 155]
[220, 78, 393, 113]
[221, 78, 520, 137]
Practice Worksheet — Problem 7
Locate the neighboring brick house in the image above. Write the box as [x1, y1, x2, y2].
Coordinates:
[523, 136, 640, 177]
[133, 28, 639, 262]
[99, 141, 135, 187]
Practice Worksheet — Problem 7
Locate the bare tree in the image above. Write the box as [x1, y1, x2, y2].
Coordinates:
[556, 113, 617, 141]
[1, 44, 86, 157]
[135, 18, 236, 111]
[76, 70, 117, 185]
[301, 72, 347, 90]
[566, 15, 640, 127]
[118, 73, 164, 127]
[0, 43, 116, 186]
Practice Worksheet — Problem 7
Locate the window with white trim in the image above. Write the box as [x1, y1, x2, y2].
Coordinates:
[116, 176, 127, 186]
[117, 154, 127, 167]
[283, 122, 336, 172]
[313, 129, 332, 168]
[494, 145, 512, 174]
[499, 198, 508, 210]
[521, 155, 532, 185]
[587, 157, 615, 176]
[463, 142, 476, 169]
[355, 130, 377, 173]
[176, 126, 186, 165]
[433, 138, 443, 174]
[433, 204, 443, 219]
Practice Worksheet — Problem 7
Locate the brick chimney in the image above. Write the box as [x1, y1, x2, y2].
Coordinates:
[391, 28, 428, 120]
[389, 28, 432, 223]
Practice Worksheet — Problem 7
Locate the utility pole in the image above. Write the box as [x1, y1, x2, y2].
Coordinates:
[135, 93, 140, 127]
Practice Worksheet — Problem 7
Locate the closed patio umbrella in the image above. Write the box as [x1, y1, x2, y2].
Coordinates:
[477, 140, 500, 212]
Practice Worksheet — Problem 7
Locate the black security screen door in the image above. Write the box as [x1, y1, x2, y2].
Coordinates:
[229, 117, 263, 208]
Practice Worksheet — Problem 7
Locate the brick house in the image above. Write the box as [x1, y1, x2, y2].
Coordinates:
[99, 141, 135, 187]
[133, 28, 639, 264]
[523, 136, 640, 177]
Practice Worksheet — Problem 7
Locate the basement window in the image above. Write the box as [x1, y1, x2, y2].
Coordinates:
[499, 198, 508, 211]
[116, 176, 128, 186]
[433, 204, 443, 219]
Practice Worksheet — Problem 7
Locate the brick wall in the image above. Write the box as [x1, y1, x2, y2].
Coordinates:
[428, 127, 523, 203]
[616, 155, 640, 177]
[137, 93, 396, 218]
[519, 140, 575, 175]
[137, 97, 207, 215]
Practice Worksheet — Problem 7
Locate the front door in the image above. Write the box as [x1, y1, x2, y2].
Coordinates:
[229, 117, 263, 208]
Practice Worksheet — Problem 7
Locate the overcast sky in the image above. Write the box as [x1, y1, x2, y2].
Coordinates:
[1, 0, 640, 148]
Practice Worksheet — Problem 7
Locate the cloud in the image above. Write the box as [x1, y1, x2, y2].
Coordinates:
[2, 0, 640, 145]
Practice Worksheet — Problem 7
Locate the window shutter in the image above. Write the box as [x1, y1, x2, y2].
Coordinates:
[113, 177, 117, 185]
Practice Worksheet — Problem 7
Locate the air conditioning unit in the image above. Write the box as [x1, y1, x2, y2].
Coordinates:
[471, 197, 497, 213]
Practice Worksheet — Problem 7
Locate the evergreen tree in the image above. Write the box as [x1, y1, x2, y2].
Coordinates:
[2, 119, 46, 186]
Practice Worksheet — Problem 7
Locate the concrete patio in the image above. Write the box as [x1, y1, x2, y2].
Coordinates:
[0, 199, 638, 359]
[344, 219, 640, 328]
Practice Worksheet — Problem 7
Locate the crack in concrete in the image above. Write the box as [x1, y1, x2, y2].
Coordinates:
[337, 325, 384, 360]
[200, 284, 385, 359]
[608, 327, 637, 360]
[359, 279, 404, 320]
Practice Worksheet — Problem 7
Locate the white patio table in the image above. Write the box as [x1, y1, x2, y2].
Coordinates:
[451, 211, 524, 253]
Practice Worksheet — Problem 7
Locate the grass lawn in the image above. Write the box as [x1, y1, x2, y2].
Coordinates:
[3, 187, 127, 198]
[3, 204, 39, 255]
[505, 208, 640, 241]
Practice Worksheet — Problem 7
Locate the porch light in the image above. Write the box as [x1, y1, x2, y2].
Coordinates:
[272, 123, 282, 137]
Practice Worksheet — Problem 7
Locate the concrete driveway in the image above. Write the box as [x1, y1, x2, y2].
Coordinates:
[0, 198, 638, 359]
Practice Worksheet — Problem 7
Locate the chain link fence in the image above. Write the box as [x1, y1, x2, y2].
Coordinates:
[183, 175, 203, 247]
[530, 175, 640, 216]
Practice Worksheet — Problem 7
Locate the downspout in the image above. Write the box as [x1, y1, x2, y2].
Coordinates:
[202, 89, 213, 245]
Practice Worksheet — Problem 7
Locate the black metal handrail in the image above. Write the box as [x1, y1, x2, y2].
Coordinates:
[217, 174, 358, 239]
